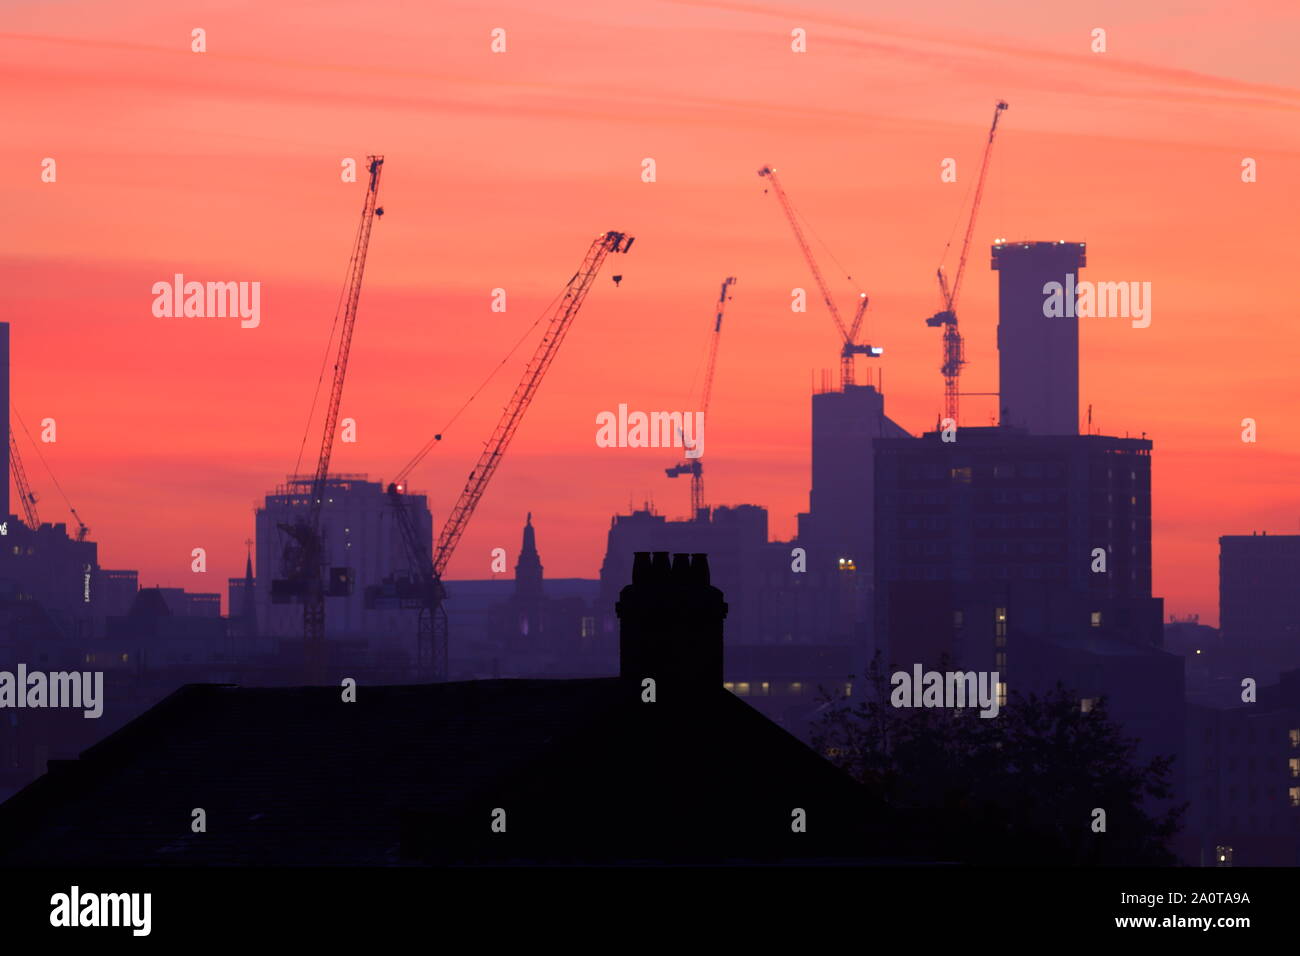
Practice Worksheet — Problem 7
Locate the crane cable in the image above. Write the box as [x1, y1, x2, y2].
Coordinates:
[292, 204, 367, 481]
[394, 282, 569, 484]
[775, 183, 866, 297]
[937, 150, 978, 275]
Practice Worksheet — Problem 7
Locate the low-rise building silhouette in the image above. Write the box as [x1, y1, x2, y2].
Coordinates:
[0, 553, 913, 865]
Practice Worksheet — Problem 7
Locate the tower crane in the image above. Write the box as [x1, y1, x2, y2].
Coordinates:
[377, 229, 634, 679]
[273, 155, 384, 684]
[70, 508, 88, 541]
[10, 409, 90, 538]
[665, 276, 735, 519]
[758, 166, 880, 388]
[927, 101, 1008, 426]
[9, 432, 40, 530]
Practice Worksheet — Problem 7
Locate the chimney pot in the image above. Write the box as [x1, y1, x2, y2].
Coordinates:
[651, 551, 672, 579]
[632, 551, 652, 585]
[690, 553, 711, 585]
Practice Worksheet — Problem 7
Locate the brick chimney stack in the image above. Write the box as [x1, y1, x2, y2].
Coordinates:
[616, 551, 727, 696]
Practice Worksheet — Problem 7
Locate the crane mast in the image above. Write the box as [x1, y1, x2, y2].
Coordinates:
[758, 166, 879, 388]
[666, 276, 735, 518]
[276, 154, 384, 684]
[386, 229, 634, 678]
[928, 101, 1007, 425]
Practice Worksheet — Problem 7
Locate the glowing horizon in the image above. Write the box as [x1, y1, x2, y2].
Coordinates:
[5, 0, 1300, 625]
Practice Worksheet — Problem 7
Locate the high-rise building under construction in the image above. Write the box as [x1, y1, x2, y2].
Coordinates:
[993, 240, 1086, 435]
[256, 474, 432, 648]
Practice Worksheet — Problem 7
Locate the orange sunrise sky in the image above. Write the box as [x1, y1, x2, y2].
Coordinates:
[3, 0, 1299, 624]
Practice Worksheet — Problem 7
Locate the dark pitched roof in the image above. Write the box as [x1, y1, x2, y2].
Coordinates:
[0, 678, 905, 866]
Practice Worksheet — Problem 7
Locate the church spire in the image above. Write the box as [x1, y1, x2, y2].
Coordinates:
[515, 512, 543, 601]
[241, 538, 258, 637]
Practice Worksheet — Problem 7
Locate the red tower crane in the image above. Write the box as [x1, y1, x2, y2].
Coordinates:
[758, 166, 880, 388]
[927, 101, 1008, 426]
[273, 155, 385, 683]
[665, 276, 735, 519]
[380, 230, 634, 679]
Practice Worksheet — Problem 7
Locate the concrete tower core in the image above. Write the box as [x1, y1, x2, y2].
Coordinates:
[800, 383, 910, 578]
[992, 241, 1086, 435]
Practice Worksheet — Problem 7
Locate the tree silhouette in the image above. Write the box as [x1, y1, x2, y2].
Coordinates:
[812, 653, 1185, 865]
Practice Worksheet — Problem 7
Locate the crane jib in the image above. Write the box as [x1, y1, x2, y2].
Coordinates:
[387, 229, 634, 679]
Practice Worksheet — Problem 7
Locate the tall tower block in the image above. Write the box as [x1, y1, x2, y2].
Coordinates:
[992, 241, 1086, 435]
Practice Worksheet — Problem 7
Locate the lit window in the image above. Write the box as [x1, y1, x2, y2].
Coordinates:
[1215, 845, 1233, 867]
[120, 654, 129, 663]
[1291, 787, 1300, 809]
[996, 681, 1007, 707]
[1090, 611, 1102, 628]
[953, 610, 964, 628]
[735, 682, 750, 697]
[1081, 698, 1096, 713]
[1291, 758, 1300, 779]
[760, 681, 770, 696]
[1290, 729, 1300, 748]
[723, 682, 735, 692]
[791, 682, 803, 695]
[843, 682, 852, 698]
